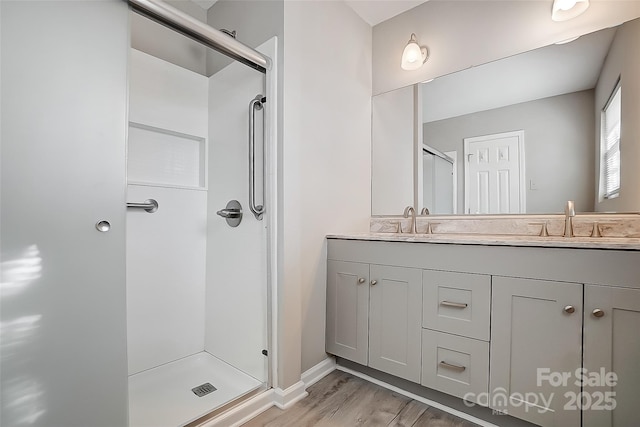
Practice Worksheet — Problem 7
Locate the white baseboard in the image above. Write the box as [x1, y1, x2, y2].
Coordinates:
[199, 358, 336, 426]
[336, 365, 498, 427]
[199, 389, 275, 427]
[301, 357, 336, 388]
[273, 380, 308, 410]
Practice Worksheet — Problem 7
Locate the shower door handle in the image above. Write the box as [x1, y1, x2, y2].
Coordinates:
[249, 94, 266, 220]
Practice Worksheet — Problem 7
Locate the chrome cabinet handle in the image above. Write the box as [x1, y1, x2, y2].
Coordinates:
[358, 278, 365, 284]
[564, 305, 575, 314]
[439, 361, 466, 372]
[593, 308, 605, 318]
[440, 301, 468, 309]
[370, 280, 377, 286]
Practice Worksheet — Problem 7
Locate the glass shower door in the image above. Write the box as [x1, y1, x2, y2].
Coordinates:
[1, 2, 129, 426]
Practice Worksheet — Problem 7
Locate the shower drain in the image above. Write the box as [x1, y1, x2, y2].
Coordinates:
[192, 383, 217, 397]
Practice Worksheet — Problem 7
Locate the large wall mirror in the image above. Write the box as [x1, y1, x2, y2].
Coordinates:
[372, 17, 640, 216]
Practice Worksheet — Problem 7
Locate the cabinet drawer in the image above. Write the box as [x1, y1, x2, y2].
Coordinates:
[422, 270, 490, 340]
[421, 329, 489, 404]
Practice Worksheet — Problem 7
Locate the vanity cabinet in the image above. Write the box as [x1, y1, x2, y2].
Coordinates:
[326, 260, 422, 382]
[583, 285, 640, 427]
[490, 277, 583, 427]
[326, 237, 640, 427]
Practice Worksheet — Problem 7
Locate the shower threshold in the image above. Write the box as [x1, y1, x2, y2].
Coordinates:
[129, 352, 264, 427]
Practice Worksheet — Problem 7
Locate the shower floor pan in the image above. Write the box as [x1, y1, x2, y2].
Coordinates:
[129, 352, 263, 427]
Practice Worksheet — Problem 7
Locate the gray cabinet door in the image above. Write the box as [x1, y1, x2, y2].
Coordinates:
[369, 265, 422, 382]
[490, 277, 582, 427]
[326, 260, 370, 365]
[583, 285, 640, 427]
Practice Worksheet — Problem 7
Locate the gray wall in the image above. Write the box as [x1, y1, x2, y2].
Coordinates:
[282, 1, 372, 375]
[595, 18, 640, 212]
[372, 0, 640, 95]
[424, 90, 595, 214]
[206, 0, 284, 76]
[131, 0, 208, 75]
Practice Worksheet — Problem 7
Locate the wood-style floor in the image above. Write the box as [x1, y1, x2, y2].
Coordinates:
[243, 370, 481, 427]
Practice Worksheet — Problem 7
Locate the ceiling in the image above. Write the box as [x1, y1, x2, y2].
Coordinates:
[192, 0, 217, 10]
[345, 0, 429, 26]
[191, 0, 428, 27]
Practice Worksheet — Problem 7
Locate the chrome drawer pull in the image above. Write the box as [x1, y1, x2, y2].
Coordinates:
[440, 301, 468, 309]
[439, 361, 466, 372]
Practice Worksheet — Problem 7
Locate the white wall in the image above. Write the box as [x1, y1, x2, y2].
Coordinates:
[283, 1, 372, 373]
[372, 86, 415, 215]
[202, 1, 298, 388]
[126, 49, 209, 375]
[205, 40, 272, 382]
[595, 18, 640, 212]
[424, 90, 596, 213]
[372, 0, 640, 95]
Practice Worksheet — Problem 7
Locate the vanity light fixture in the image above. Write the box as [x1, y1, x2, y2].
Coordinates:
[401, 33, 429, 71]
[551, 0, 589, 22]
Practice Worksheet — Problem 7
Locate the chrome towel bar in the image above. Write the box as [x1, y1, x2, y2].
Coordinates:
[127, 199, 158, 213]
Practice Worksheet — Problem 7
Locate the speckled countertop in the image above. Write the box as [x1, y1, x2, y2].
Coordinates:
[327, 232, 640, 251]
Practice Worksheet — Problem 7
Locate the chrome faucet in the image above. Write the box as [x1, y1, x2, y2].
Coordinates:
[420, 207, 430, 215]
[403, 206, 417, 234]
[564, 200, 575, 238]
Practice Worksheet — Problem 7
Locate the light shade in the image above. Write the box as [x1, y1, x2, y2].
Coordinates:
[401, 33, 428, 71]
[551, 0, 589, 21]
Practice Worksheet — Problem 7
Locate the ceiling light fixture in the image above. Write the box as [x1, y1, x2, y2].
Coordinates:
[551, 0, 589, 22]
[401, 33, 429, 71]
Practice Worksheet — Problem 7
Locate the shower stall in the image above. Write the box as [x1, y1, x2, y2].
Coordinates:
[1, 1, 276, 426]
[126, 2, 275, 426]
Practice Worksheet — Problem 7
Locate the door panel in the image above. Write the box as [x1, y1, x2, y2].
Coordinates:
[369, 265, 422, 382]
[490, 277, 582, 427]
[1, 2, 129, 426]
[326, 260, 370, 365]
[584, 285, 640, 427]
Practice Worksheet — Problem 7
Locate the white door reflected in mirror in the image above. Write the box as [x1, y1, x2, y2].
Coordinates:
[464, 131, 525, 214]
